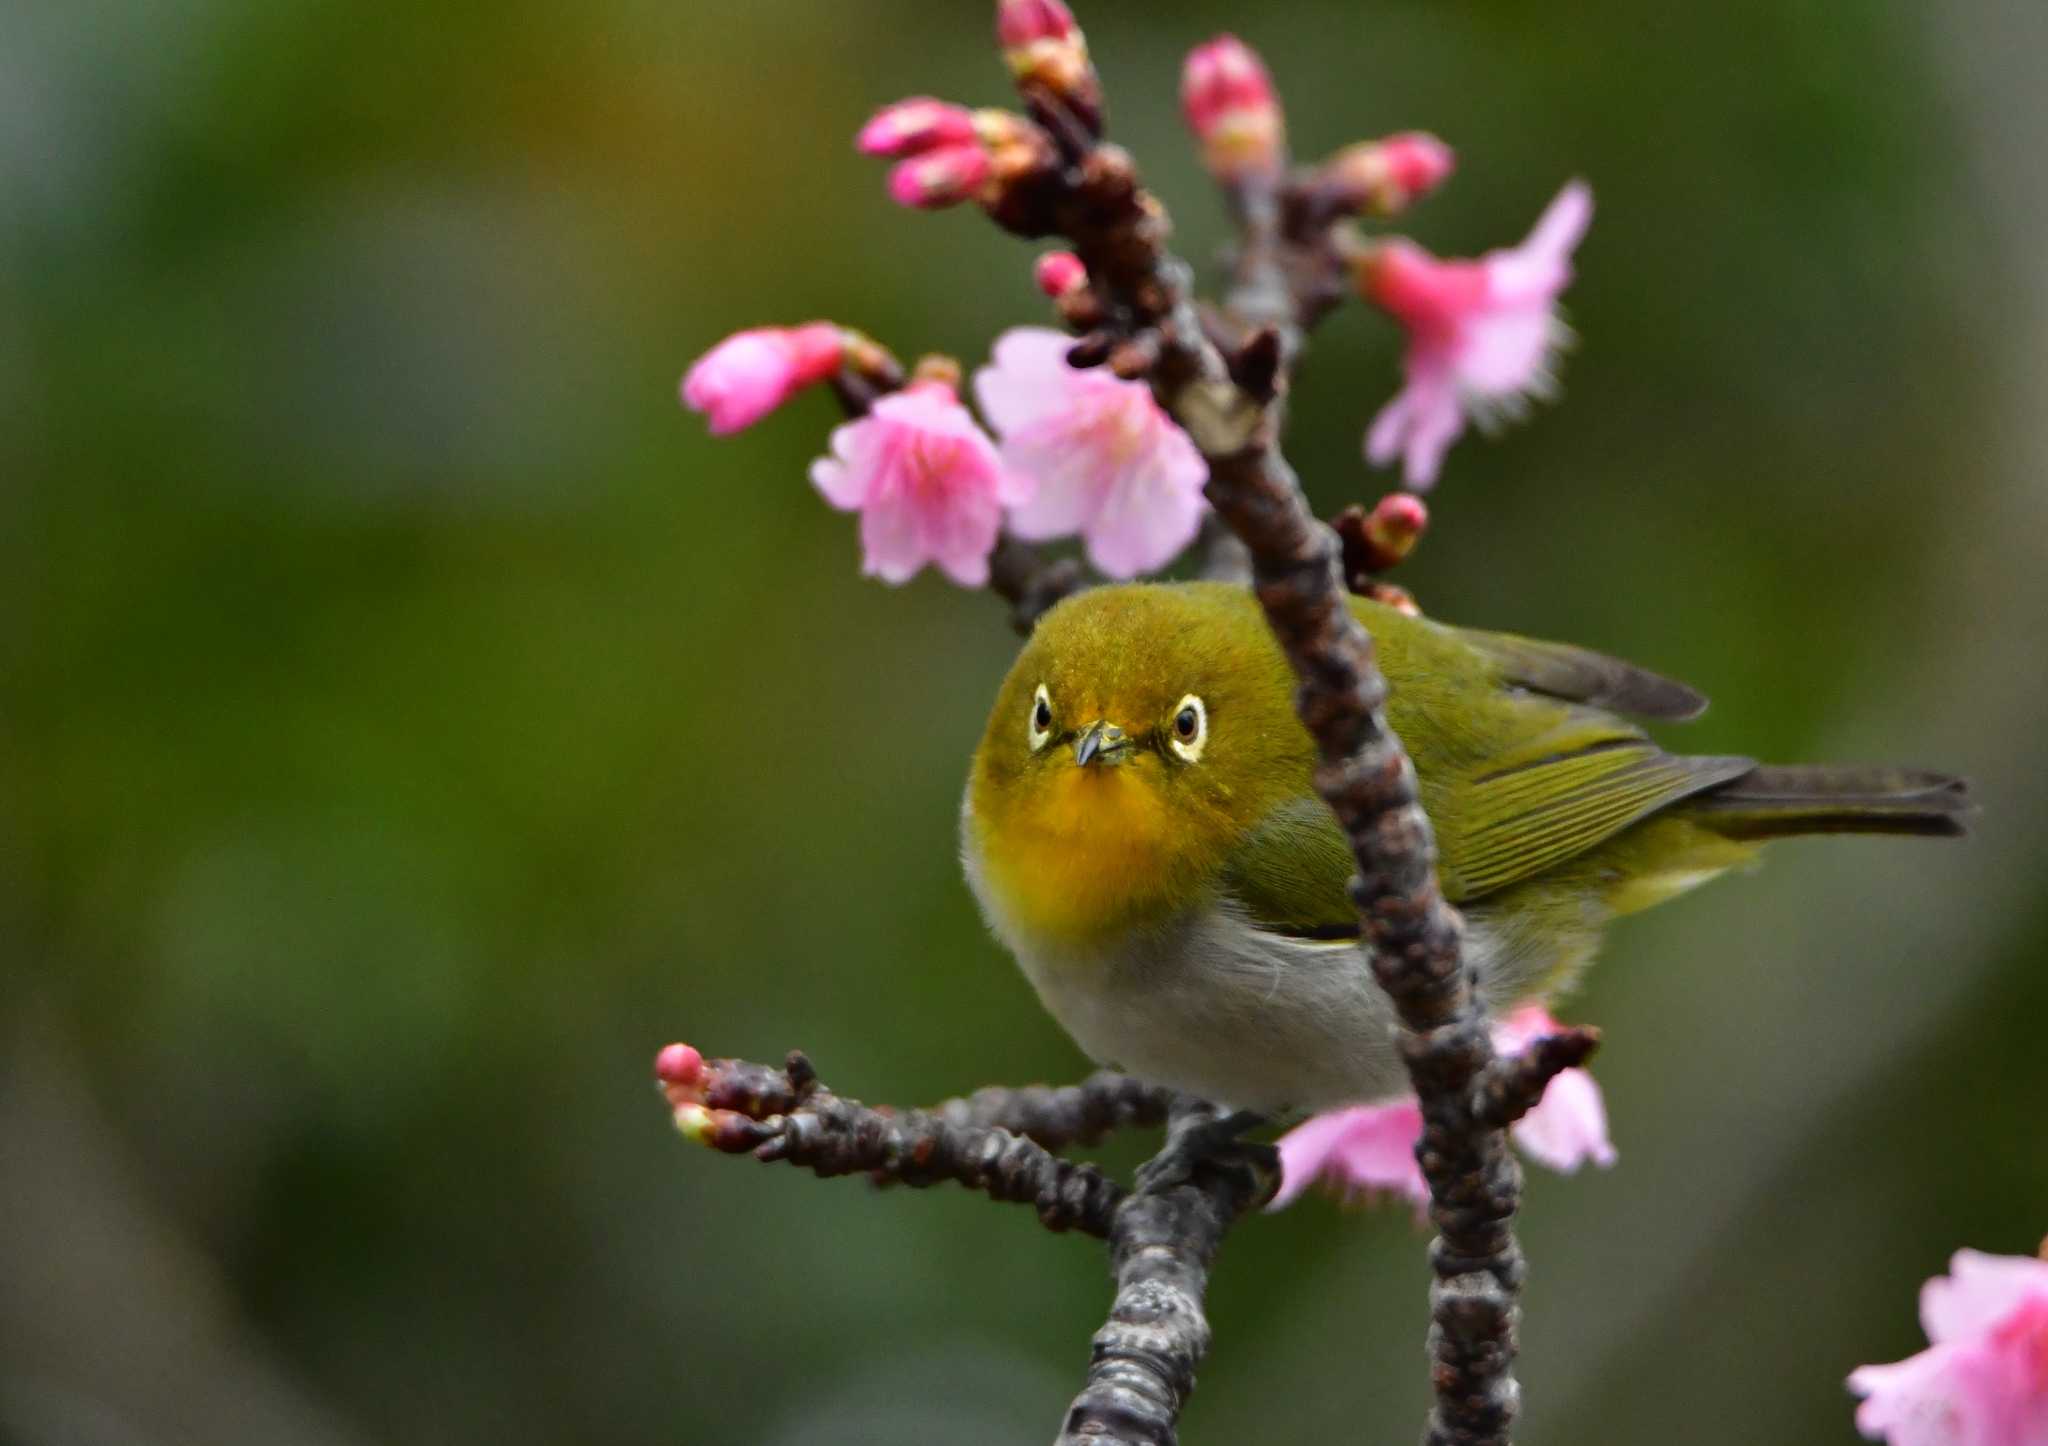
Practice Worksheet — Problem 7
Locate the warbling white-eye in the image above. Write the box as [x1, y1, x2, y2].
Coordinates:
[962, 581, 1968, 1124]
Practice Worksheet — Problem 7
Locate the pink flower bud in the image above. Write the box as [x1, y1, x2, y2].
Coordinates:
[995, 0, 1078, 50]
[857, 97, 978, 157]
[887, 143, 994, 209]
[681, 322, 845, 435]
[1379, 132, 1455, 203]
[996, 0, 1100, 135]
[1364, 491, 1428, 565]
[1181, 34, 1284, 181]
[1034, 250, 1086, 297]
[654, 1042, 704, 1088]
[1333, 132, 1456, 214]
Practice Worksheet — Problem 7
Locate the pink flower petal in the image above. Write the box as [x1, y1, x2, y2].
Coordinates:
[1923, 1252, 2048, 1346]
[1359, 182, 1591, 483]
[1268, 1099, 1428, 1213]
[1850, 1252, 2048, 1445]
[1510, 1066, 1617, 1172]
[1079, 425, 1208, 577]
[806, 383, 1011, 588]
[975, 328, 1209, 576]
[1488, 179, 1593, 303]
[973, 327, 1089, 434]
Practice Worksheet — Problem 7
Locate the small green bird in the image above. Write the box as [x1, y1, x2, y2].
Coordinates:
[962, 581, 1967, 1117]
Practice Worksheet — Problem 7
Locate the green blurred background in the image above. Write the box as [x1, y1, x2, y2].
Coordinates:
[5, 1, 2046, 1442]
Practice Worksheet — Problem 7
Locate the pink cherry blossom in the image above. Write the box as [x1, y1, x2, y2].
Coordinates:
[973, 327, 1208, 578]
[1359, 180, 1593, 488]
[808, 381, 1031, 587]
[1849, 1250, 2048, 1445]
[681, 323, 844, 435]
[1268, 1003, 1614, 1213]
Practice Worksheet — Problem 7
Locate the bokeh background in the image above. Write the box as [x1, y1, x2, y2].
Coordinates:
[6, 1, 2046, 1442]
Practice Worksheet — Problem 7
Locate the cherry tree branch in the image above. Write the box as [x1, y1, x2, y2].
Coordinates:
[1016, 58, 1595, 1446]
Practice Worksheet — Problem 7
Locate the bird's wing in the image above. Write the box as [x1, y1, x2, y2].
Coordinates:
[1433, 726, 1753, 898]
[1455, 628, 1709, 721]
[1219, 796, 1365, 940]
[1222, 727, 1754, 933]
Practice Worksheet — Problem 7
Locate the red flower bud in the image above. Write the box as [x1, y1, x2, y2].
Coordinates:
[1034, 250, 1087, 297]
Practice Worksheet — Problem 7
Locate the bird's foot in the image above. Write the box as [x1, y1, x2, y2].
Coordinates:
[1133, 1106, 1270, 1195]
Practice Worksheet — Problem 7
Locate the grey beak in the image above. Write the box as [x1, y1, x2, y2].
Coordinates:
[1073, 721, 1131, 767]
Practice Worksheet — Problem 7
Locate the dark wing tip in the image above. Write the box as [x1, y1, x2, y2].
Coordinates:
[1466, 629, 1711, 722]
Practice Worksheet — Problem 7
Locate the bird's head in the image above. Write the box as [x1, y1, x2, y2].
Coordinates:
[964, 582, 1311, 945]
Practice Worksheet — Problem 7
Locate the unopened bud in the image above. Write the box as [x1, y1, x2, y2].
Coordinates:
[1330, 132, 1455, 215]
[996, 0, 1077, 49]
[858, 98, 978, 158]
[1364, 491, 1428, 566]
[997, 0, 1102, 137]
[910, 354, 964, 391]
[888, 143, 994, 209]
[1034, 250, 1087, 297]
[655, 1042, 705, 1088]
[1181, 35, 1284, 182]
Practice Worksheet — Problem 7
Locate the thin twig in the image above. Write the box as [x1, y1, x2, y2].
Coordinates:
[659, 1048, 1125, 1235]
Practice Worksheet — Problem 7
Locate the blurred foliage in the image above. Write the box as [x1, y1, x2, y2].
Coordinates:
[4, 1, 2045, 1443]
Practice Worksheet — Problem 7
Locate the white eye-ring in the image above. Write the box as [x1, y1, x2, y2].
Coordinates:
[1028, 684, 1054, 752]
[1167, 694, 1207, 763]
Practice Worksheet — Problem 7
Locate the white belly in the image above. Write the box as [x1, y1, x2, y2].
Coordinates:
[980, 895, 1518, 1114]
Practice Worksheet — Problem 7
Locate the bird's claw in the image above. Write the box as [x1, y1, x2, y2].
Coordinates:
[1133, 1108, 1271, 1196]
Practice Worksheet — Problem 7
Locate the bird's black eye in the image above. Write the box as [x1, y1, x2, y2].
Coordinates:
[1028, 684, 1054, 751]
[1167, 694, 1207, 762]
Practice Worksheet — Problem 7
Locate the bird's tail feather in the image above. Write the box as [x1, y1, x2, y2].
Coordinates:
[1688, 765, 1972, 840]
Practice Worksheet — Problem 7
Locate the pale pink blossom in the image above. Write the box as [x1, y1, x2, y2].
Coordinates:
[1268, 1004, 1614, 1213]
[973, 327, 1208, 578]
[1849, 1250, 2048, 1445]
[681, 323, 844, 435]
[1359, 180, 1593, 488]
[808, 381, 1030, 587]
